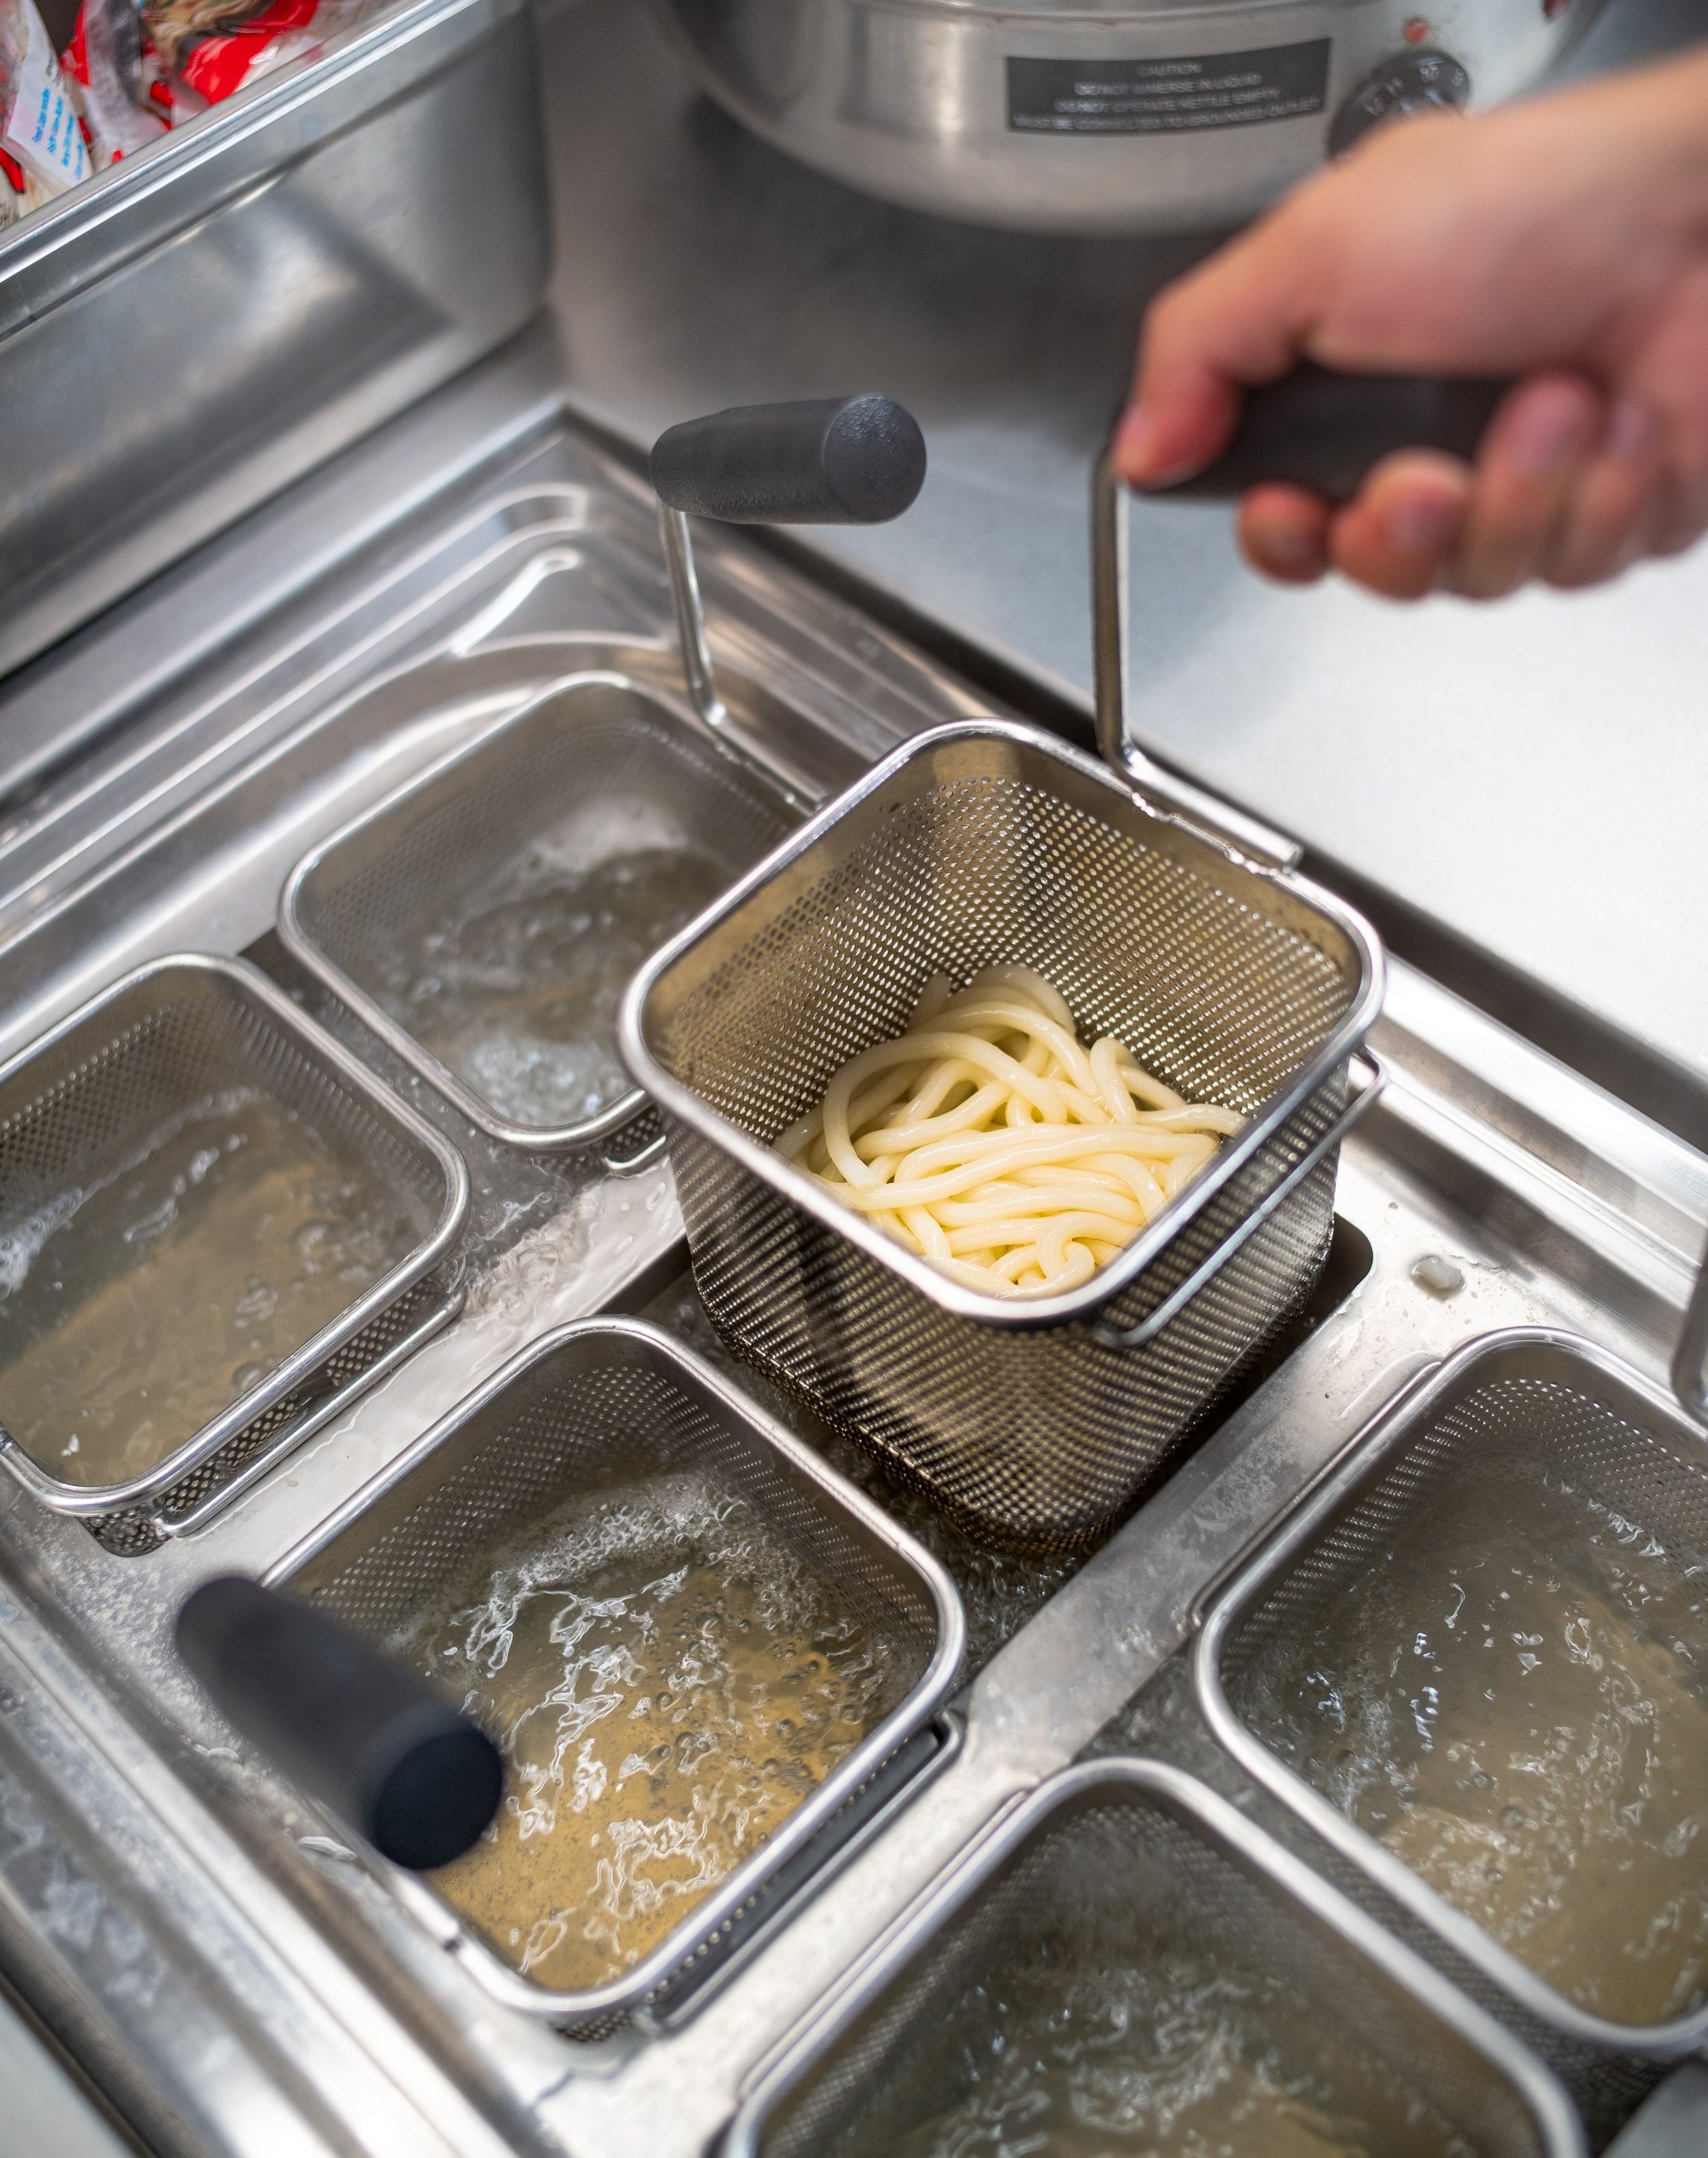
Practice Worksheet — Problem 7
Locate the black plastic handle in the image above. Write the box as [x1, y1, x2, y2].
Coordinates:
[1157, 365, 1513, 504]
[650, 395, 927, 525]
[177, 1575, 502, 1871]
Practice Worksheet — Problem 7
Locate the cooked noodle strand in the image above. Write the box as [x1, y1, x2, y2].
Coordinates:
[778, 967, 1242, 1298]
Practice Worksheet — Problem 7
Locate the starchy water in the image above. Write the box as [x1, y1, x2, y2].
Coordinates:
[1246, 1470, 1708, 2024]
[872, 1948, 1475, 2157]
[0, 1091, 415, 1488]
[402, 1469, 905, 1993]
[380, 844, 728, 1129]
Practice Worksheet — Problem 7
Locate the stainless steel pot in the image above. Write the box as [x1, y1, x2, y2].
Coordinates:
[652, 0, 1603, 235]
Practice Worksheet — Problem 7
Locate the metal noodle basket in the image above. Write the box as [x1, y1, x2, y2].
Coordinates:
[1196, 1328, 1708, 2058]
[272, 1317, 964, 2030]
[728, 1760, 1584, 2158]
[0, 956, 467, 1554]
[621, 717, 1383, 1549]
[280, 672, 799, 1157]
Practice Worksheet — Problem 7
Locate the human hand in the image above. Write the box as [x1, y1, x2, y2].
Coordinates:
[1114, 49, 1708, 600]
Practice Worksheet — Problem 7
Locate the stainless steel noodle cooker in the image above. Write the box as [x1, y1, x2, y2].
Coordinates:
[615, 380, 1538, 1547]
[652, 0, 1605, 236]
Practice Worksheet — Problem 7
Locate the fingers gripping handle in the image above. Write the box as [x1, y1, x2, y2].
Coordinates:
[1155, 365, 1512, 505]
[650, 395, 927, 525]
[177, 1575, 503, 1871]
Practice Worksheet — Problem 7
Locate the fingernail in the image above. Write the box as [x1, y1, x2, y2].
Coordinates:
[1386, 488, 1463, 556]
[1112, 405, 1200, 490]
[1501, 388, 1593, 478]
[1607, 397, 1655, 463]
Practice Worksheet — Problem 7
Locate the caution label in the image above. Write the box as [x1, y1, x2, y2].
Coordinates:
[1008, 42, 1331, 135]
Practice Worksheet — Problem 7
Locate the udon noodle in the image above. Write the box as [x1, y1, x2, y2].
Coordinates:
[777, 967, 1243, 1298]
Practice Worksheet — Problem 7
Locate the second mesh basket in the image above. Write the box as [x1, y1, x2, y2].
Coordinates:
[1197, 1327, 1708, 2058]
[622, 717, 1383, 1549]
[728, 1760, 1584, 2158]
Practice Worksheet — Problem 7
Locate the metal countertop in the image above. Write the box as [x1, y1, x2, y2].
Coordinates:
[539, 0, 1708, 1101]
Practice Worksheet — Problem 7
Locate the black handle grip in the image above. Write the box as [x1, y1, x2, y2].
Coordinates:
[650, 395, 927, 525]
[177, 1576, 502, 1872]
[1158, 365, 1513, 504]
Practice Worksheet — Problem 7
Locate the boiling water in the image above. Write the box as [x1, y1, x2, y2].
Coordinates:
[1248, 1472, 1708, 2023]
[0, 1091, 415, 1488]
[402, 1469, 905, 1993]
[872, 1949, 1474, 2157]
[381, 845, 728, 1129]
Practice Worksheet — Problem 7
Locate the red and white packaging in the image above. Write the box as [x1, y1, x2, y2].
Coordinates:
[141, 0, 366, 116]
[1, 0, 91, 220]
[60, 0, 167, 168]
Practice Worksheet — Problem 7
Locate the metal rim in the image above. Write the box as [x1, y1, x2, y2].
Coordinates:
[266, 1314, 967, 2024]
[0, 0, 508, 290]
[0, 952, 469, 1516]
[278, 668, 791, 1153]
[723, 1758, 1587, 2158]
[1194, 1324, 1708, 2058]
[619, 715, 1386, 1332]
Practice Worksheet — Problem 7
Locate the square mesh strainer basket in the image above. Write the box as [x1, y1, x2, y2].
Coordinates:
[621, 718, 1383, 1550]
[728, 1759, 1583, 2158]
[0, 956, 467, 1555]
[279, 671, 799, 1156]
[272, 1316, 963, 2029]
[1197, 1327, 1708, 2058]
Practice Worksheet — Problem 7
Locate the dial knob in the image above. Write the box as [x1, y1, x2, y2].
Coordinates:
[1329, 49, 1472, 157]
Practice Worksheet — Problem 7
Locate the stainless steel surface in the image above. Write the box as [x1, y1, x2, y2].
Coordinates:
[653, 0, 1597, 236]
[0, 1988, 136, 2158]
[271, 1315, 964, 2027]
[1607, 2066, 1708, 2157]
[542, 0, 1708, 1094]
[623, 713, 1379, 1545]
[1670, 1251, 1708, 1420]
[1196, 1327, 1708, 2057]
[0, 359, 1702, 2157]
[0, 952, 468, 1551]
[728, 1760, 1585, 2158]
[279, 671, 798, 1150]
[0, 0, 547, 684]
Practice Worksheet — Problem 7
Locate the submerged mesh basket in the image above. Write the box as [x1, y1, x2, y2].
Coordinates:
[275, 1316, 963, 2028]
[1198, 1328, 1708, 2058]
[281, 673, 797, 1152]
[734, 1761, 1581, 2158]
[0, 954, 465, 1552]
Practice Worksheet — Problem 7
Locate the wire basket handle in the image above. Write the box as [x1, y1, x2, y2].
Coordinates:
[650, 395, 927, 732]
[1093, 367, 1513, 872]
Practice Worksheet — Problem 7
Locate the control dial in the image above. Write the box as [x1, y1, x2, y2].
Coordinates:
[1329, 49, 1471, 157]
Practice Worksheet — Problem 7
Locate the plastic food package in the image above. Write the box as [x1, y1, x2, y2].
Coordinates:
[1, 0, 379, 231]
[60, 0, 167, 167]
[141, 0, 369, 117]
[1, 0, 90, 221]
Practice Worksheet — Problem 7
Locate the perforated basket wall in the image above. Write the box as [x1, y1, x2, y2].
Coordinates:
[0, 958, 463, 1551]
[631, 727, 1377, 1549]
[283, 1323, 956, 2024]
[282, 676, 796, 1146]
[750, 1773, 1560, 2158]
